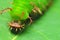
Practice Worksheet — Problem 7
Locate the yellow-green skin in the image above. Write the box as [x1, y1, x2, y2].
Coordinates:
[10, 0, 50, 21]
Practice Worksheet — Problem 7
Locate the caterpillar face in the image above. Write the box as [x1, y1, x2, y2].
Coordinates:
[9, 21, 25, 34]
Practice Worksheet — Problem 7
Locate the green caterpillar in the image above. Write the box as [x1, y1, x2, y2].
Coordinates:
[0, 0, 52, 34]
[11, 0, 51, 20]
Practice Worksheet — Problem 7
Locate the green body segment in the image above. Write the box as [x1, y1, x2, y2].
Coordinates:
[10, 0, 50, 21]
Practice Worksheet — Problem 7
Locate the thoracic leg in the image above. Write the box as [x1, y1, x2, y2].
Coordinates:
[30, 2, 43, 15]
[33, 6, 43, 15]
[0, 8, 12, 14]
[28, 16, 33, 25]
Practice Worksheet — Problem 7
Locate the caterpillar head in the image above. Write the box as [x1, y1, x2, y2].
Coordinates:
[9, 21, 25, 34]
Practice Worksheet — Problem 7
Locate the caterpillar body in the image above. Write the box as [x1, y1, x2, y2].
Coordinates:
[0, 0, 53, 34]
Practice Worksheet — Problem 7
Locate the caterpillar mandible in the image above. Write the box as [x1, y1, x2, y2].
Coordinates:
[0, 0, 53, 34]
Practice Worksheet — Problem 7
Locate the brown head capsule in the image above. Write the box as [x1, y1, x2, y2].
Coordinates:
[9, 21, 25, 34]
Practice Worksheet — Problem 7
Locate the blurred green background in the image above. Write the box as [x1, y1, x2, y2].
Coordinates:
[0, 0, 60, 40]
